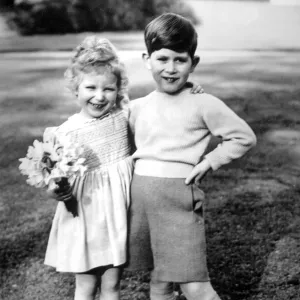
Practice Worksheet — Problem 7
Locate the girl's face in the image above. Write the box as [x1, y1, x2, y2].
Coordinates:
[76, 71, 118, 119]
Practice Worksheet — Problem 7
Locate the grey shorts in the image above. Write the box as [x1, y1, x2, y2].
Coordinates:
[126, 174, 210, 282]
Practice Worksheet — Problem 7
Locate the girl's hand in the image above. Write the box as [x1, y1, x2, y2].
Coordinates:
[186, 81, 204, 94]
[46, 183, 73, 202]
[185, 159, 211, 186]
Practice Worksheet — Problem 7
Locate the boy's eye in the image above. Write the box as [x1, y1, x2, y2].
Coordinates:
[157, 57, 168, 62]
[105, 87, 116, 91]
[86, 86, 95, 90]
[175, 58, 187, 63]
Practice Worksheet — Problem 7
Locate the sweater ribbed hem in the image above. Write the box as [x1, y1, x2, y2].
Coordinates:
[134, 159, 194, 178]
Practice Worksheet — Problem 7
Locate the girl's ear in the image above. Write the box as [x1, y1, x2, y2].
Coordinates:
[190, 55, 200, 73]
[142, 52, 151, 70]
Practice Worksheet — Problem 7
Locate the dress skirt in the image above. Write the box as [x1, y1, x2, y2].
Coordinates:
[44, 157, 133, 273]
[126, 174, 210, 282]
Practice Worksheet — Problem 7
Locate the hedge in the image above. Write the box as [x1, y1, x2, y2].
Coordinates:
[8, 0, 199, 35]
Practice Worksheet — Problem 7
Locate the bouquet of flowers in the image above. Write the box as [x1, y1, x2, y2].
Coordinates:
[19, 129, 87, 217]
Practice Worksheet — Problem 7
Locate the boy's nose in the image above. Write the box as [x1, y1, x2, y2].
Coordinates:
[165, 61, 176, 73]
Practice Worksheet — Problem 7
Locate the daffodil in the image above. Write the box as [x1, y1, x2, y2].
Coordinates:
[19, 132, 87, 193]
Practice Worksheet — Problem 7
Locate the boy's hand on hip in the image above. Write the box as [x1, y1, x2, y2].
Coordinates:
[185, 159, 211, 186]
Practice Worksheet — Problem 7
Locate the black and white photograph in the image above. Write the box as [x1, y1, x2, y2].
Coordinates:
[0, 0, 299, 299]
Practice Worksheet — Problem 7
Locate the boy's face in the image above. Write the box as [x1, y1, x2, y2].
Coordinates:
[143, 48, 199, 94]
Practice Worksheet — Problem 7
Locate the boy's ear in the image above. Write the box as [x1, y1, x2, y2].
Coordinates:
[142, 52, 151, 70]
[190, 55, 200, 73]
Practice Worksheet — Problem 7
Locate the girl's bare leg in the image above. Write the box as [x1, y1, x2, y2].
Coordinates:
[99, 267, 121, 300]
[180, 282, 221, 300]
[75, 273, 98, 300]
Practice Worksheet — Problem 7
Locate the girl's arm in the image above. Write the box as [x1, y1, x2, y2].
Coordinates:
[186, 81, 204, 94]
[43, 127, 75, 202]
[128, 125, 137, 155]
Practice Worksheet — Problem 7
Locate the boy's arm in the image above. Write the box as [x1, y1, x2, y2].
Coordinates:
[186, 95, 256, 185]
[202, 95, 257, 171]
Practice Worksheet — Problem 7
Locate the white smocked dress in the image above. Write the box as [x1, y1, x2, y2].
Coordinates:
[44, 108, 133, 273]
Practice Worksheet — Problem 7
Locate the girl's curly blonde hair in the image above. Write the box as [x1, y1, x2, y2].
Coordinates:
[64, 36, 129, 109]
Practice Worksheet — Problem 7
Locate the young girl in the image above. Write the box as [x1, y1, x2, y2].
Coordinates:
[44, 36, 203, 300]
[44, 37, 133, 300]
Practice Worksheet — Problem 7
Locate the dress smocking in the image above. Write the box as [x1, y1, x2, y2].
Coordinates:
[44, 108, 133, 273]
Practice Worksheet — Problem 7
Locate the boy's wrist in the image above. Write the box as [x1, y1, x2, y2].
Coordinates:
[200, 158, 211, 171]
[203, 154, 221, 171]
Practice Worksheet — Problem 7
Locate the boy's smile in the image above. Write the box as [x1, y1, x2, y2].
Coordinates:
[77, 72, 118, 119]
[144, 48, 199, 94]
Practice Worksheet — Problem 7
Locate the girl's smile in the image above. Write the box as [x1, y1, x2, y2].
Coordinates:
[77, 72, 118, 119]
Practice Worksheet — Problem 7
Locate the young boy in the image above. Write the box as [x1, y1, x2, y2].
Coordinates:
[127, 13, 257, 300]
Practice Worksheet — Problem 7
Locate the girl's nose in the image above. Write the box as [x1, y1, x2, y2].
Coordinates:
[95, 90, 104, 101]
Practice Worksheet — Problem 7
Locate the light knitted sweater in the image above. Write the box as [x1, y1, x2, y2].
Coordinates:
[129, 89, 257, 178]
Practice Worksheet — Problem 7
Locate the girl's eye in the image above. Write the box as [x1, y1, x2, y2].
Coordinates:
[86, 86, 95, 90]
[105, 88, 116, 92]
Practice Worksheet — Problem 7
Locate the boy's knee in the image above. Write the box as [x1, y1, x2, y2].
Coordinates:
[180, 282, 218, 300]
[150, 281, 175, 300]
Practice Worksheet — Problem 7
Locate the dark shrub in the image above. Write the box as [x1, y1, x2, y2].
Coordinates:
[9, 0, 73, 35]
[8, 0, 199, 35]
[0, 0, 14, 8]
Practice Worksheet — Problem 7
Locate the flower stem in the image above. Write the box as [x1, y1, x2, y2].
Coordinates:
[57, 177, 78, 218]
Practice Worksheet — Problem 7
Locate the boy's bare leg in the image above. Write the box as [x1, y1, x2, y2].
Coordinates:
[180, 282, 221, 300]
[150, 281, 176, 300]
[99, 267, 121, 300]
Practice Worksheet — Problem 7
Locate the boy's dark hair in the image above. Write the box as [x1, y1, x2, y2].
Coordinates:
[144, 13, 198, 58]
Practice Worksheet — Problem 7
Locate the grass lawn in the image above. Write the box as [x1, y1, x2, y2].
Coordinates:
[0, 50, 300, 300]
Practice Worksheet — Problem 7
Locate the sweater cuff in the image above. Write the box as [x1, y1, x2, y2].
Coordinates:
[204, 152, 227, 171]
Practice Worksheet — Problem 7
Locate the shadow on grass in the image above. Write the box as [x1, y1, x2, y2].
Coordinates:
[206, 188, 299, 300]
[121, 186, 300, 300]
[0, 220, 51, 272]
